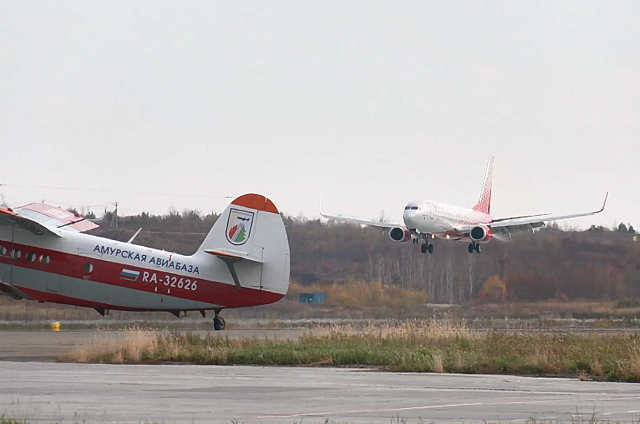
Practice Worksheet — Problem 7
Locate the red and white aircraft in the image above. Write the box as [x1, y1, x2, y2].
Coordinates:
[0, 193, 290, 329]
[322, 157, 608, 254]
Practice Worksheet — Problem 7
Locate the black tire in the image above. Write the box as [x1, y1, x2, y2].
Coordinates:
[475, 244, 481, 254]
[214, 316, 226, 331]
[468, 243, 474, 254]
[420, 243, 427, 254]
[427, 244, 434, 254]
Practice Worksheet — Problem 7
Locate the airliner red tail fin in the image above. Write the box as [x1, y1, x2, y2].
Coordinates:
[472, 156, 494, 215]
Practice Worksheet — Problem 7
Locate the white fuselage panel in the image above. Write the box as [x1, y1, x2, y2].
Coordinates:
[402, 200, 491, 237]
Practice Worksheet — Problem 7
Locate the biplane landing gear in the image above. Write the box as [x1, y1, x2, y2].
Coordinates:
[213, 310, 226, 331]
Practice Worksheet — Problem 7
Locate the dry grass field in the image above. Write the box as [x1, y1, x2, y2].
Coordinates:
[61, 320, 640, 382]
[3, 285, 640, 326]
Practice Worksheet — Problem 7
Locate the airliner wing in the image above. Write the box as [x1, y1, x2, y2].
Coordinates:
[490, 213, 550, 223]
[320, 207, 401, 229]
[490, 192, 608, 233]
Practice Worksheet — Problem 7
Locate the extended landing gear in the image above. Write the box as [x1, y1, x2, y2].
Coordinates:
[468, 243, 481, 254]
[418, 234, 434, 254]
[420, 243, 434, 254]
[413, 233, 434, 254]
[213, 310, 226, 331]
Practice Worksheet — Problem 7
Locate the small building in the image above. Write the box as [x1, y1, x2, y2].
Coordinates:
[298, 292, 325, 304]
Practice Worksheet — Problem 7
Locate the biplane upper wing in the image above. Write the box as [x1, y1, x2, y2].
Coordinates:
[0, 206, 62, 237]
[0, 203, 99, 237]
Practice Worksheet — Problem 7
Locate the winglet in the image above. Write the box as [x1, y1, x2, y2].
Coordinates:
[596, 192, 609, 213]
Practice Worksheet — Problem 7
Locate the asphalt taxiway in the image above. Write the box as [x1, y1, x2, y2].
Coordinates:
[1, 362, 639, 423]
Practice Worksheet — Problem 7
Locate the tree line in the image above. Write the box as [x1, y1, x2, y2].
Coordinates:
[90, 210, 640, 304]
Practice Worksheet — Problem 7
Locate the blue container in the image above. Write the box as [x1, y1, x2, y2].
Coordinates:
[299, 292, 325, 304]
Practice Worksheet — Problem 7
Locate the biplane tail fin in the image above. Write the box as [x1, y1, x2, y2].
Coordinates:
[198, 194, 290, 298]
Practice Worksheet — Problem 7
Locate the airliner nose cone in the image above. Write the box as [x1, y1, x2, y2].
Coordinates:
[403, 209, 415, 226]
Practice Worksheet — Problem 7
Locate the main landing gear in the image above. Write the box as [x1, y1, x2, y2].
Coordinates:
[420, 242, 434, 254]
[468, 243, 481, 254]
[414, 234, 434, 254]
[213, 309, 226, 331]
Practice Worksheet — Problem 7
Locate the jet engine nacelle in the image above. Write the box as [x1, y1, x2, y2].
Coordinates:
[470, 225, 492, 242]
[389, 226, 412, 243]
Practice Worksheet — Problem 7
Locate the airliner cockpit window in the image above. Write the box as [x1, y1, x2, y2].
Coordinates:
[404, 206, 411, 210]
[411, 206, 419, 210]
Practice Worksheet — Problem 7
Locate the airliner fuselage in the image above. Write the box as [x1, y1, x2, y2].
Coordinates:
[403, 200, 492, 235]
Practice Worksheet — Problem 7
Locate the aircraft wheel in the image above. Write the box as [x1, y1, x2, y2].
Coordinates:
[427, 244, 434, 254]
[214, 316, 226, 331]
[468, 243, 474, 254]
[420, 243, 427, 254]
[475, 244, 481, 254]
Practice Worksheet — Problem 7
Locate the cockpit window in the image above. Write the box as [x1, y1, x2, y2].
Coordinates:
[404, 206, 411, 210]
[410, 206, 419, 210]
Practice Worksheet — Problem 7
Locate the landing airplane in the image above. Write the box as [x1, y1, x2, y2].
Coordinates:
[0, 193, 290, 330]
[321, 157, 608, 254]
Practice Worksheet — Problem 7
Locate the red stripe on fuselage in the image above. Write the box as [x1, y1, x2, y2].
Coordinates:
[0, 241, 283, 310]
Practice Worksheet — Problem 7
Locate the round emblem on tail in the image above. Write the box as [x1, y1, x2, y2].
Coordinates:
[226, 208, 255, 245]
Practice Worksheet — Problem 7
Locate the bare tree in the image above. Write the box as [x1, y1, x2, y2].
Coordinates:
[467, 254, 475, 301]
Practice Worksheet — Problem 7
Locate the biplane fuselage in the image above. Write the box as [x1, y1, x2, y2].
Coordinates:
[0, 194, 290, 317]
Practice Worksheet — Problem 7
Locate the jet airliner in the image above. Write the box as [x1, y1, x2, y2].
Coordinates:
[321, 157, 608, 254]
[0, 193, 290, 329]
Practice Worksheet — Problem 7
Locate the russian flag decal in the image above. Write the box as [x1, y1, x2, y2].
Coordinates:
[120, 269, 140, 281]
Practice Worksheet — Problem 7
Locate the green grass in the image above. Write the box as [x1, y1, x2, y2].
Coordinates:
[61, 321, 640, 382]
[0, 419, 27, 424]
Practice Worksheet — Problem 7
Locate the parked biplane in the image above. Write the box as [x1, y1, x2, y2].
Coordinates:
[0, 193, 290, 330]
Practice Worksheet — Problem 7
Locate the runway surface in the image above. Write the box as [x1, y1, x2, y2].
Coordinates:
[1, 362, 639, 424]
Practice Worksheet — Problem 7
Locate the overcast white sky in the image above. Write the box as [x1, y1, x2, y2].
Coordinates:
[1, 1, 638, 228]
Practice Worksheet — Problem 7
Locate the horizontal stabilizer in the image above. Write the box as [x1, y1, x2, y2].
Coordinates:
[204, 249, 263, 292]
[204, 249, 265, 263]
